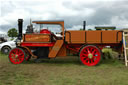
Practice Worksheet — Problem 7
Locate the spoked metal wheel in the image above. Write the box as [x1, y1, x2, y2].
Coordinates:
[79, 45, 102, 66]
[25, 55, 31, 61]
[24, 49, 31, 61]
[9, 48, 25, 64]
[25, 52, 31, 61]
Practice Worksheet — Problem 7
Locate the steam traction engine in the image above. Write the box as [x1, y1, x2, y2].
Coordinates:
[8, 19, 123, 66]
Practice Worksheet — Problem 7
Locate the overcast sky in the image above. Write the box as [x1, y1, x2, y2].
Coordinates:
[0, 0, 128, 34]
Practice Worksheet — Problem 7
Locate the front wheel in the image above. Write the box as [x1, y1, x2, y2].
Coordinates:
[79, 45, 102, 66]
[9, 48, 25, 64]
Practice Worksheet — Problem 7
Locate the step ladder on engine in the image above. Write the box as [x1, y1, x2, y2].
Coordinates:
[123, 30, 128, 66]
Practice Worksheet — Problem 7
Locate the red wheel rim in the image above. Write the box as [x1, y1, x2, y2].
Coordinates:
[80, 46, 101, 66]
[9, 48, 25, 64]
[25, 56, 30, 61]
[24, 49, 31, 61]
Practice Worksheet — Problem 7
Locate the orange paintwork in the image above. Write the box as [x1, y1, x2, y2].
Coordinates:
[48, 40, 63, 58]
[23, 34, 50, 42]
[56, 45, 66, 57]
[65, 30, 122, 44]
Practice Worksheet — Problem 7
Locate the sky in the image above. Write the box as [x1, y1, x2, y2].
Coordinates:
[0, 0, 128, 34]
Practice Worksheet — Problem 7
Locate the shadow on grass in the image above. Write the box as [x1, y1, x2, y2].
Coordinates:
[22, 57, 124, 67]
[22, 57, 82, 66]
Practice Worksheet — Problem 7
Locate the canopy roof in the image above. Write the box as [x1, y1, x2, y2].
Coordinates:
[32, 20, 64, 25]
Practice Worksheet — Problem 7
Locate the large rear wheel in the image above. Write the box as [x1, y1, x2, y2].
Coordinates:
[79, 45, 102, 66]
[9, 48, 25, 64]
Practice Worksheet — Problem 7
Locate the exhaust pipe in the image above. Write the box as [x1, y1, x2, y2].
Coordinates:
[83, 21, 86, 30]
[18, 19, 23, 40]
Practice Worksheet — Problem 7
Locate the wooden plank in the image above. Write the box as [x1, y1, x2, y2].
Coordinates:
[65, 30, 122, 44]
[48, 40, 63, 58]
[24, 34, 50, 42]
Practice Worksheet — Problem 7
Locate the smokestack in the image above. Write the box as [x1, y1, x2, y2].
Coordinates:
[83, 21, 86, 30]
[18, 19, 23, 40]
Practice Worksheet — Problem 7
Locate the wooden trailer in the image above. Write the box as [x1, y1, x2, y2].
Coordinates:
[8, 19, 124, 66]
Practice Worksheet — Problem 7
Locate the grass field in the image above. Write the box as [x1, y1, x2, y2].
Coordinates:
[0, 50, 128, 85]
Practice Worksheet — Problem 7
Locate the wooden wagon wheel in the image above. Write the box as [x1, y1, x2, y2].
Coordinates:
[9, 48, 25, 64]
[79, 45, 102, 66]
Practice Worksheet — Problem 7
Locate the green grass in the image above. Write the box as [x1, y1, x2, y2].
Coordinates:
[0, 51, 128, 85]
